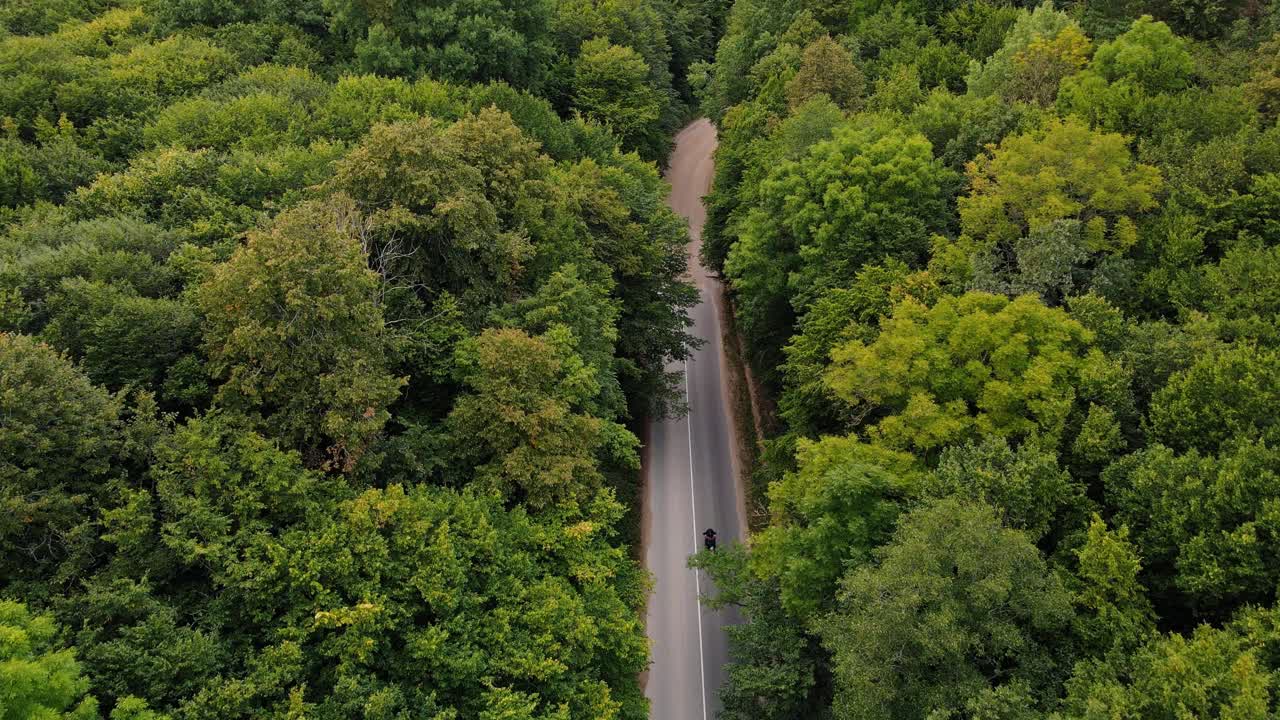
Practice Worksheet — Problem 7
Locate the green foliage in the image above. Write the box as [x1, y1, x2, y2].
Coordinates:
[326, 0, 556, 89]
[327, 107, 695, 416]
[1055, 17, 1208, 142]
[702, 92, 846, 276]
[15, 0, 1280, 717]
[1068, 516, 1155, 656]
[76, 412, 650, 719]
[867, 63, 925, 113]
[68, 143, 343, 244]
[0, 333, 119, 582]
[924, 437, 1086, 543]
[572, 38, 667, 160]
[466, 82, 581, 160]
[697, 0, 810, 118]
[960, 115, 1160, 247]
[1201, 243, 1280, 344]
[966, 3, 1085, 101]
[327, 109, 548, 311]
[697, 0, 1280, 717]
[0, 2, 707, 718]
[1057, 621, 1275, 718]
[1004, 24, 1091, 106]
[785, 35, 866, 111]
[1088, 16, 1193, 93]
[725, 115, 953, 382]
[949, 116, 1161, 300]
[0, 139, 39, 208]
[825, 292, 1121, 456]
[0, 601, 100, 720]
[448, 327, 637, 510]
[1105, 440, 1280, 621]
[778, 259, 924, 434]
[1147, 344, 1280, 455]
[493, 263, 625, 419]
[910, 88, 1044, 170]
[40, 280, 201, 393]
[752, 435, 911, 619]
[0, 0, 113, 35]
[820, 497, 1074, 720]
[938, 0, 1022, 60]
[312, 73, 462, 142]
[198, 197, 404, 471]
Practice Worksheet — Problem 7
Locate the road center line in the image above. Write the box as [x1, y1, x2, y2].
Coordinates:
[685, 361, 709, 720]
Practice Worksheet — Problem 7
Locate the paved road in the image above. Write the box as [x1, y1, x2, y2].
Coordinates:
[643, 119, 746, 719]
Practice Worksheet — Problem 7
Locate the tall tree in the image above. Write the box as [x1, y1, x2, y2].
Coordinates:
[198, 197, 404, 472]
[1146, 344, 1280, 455]
[1057, 621, 1274, 719]
[0, 601, 101, 720]
[326, 0, 557, 89]
[785, 35, 866, 111]
[819, 498, 1074, 720]
[572, 38, 667, 160]
[943, 116, 1161, 302]
[0, 333, 119, 585]
[1104, 439, 1280, 622]
[726, 115, 953, 381]
[447, 327, 638, 510]
[824, 292, 1129, 460]
[752, 435, 911, 619]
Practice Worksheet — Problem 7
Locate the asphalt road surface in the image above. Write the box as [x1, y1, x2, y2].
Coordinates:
[643, 119, 747, 719]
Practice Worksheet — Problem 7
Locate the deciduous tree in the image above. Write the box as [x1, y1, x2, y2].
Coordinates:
[820, 498, 1074, 720]
[198, 197, 404, 471]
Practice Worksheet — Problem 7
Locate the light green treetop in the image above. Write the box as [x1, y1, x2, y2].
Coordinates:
[824, 292, 1117, 456]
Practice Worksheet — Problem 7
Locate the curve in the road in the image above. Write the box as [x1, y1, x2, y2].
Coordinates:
[643, 119, 747, 720]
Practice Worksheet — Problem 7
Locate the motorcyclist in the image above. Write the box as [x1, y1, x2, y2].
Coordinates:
[703, 528, 717, 551]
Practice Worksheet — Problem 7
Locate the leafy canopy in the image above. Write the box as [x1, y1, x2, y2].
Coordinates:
[197, 197, 404, 472]
[824, 292, 1118, 456]
[819, 498, 1074, 720]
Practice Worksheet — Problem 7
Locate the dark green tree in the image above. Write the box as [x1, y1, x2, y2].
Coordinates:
[819, 498, 1074, 720]
[0, 333, 119, 584]
[326, 0, 556, 89]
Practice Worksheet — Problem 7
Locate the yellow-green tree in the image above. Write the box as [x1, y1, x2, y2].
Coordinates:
[447, 327, 639, 511]
[942, 116, 1161, 301]
[0, 601, 99, 719]
[824, 292, 1128, 460]
[785, 35, 865, 111]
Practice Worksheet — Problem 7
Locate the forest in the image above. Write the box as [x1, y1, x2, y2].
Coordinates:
[7, 0, 1280, 717]
[0, 0, 727, 717]
[693, 0, 1280, 717]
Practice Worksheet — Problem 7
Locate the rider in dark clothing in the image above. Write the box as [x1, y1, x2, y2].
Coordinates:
[703, 528, 717, 551]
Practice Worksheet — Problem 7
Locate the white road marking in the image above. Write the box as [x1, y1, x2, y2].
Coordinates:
[685, 362, 708, 720]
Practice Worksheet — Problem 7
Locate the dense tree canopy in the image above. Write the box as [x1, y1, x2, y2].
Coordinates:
[724, 115, 953, 379]
[0, 0, 722, 715]
[820, 498, 1074, 720]
[0, 333, 119, 585]
[12, 0, 1280, 715]
[825, 292, 1129, 461]
[696, 0, 1280, 716]
[198, 197, 405, 472]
